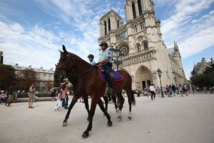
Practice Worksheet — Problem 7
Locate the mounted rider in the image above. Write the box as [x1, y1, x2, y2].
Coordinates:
[98, 41, 113, 94]
[87, 54, 96, 65]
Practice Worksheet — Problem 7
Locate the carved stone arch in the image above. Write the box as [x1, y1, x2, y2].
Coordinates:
[135, 43, 141, 52]
[134, 35, 147, 44]
[134, 65, 153, 89]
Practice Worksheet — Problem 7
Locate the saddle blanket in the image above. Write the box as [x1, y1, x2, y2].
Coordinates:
[98, 70, 123, 82]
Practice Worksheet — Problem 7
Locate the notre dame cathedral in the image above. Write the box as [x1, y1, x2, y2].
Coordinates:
[98, 0, 186, 89]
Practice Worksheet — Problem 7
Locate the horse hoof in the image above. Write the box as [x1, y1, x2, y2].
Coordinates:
[117, 116, 122, 122]
[63, 121, 67, 127]
[128, 116, 132, 120]
[82, 132, 89, 138]
[107, 121, 112, 127]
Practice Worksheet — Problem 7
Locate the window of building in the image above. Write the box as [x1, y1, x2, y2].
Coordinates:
[132, 3, 136, 19]
[135, 25, 137, 33]
[138, 0, 143, 16]
[144, 41, 148, 50]
[108, 18, 111, 31]
[117, 20, 120, 29]
[104, 21, 107, 35]
[137, 44, 141, 52]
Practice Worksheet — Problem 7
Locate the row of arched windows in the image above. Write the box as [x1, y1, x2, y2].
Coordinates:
[104, 18, 111, 35]
[132, 0, 143, 19]
[137, 41, 148, 52]
[104, 18, 121, 35]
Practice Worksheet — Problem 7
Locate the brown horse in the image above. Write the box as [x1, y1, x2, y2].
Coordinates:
[57, 45, 135, 138]
[54, 63, 112, 126]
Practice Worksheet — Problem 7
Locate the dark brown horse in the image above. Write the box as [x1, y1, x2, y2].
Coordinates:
[57, 45, 135, 138]
[54, 62, 112, 126]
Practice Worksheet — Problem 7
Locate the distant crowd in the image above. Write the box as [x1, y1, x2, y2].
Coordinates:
[133, 84, 214, 100]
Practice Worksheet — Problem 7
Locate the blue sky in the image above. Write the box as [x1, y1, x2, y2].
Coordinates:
[0, 0, 214, 79]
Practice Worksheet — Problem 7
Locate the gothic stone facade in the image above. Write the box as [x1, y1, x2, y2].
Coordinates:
[98, 0, 186, 89]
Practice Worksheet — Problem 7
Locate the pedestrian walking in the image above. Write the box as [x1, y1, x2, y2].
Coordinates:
[183, 84, 188, 96]
[50, 87, 56, 101]
[65, 83, 69, 107]
[169, 85, 172, 97]
[28, 84, 35, 108]
[6, 83, 15, 107]
[166, 85, 169, 96]
[55, 89, 62, 111]
[149, 84, 156, 100]
[61, 87, 67, 109]
[172, 84, 176, 96]
[179, 85, 183, 97]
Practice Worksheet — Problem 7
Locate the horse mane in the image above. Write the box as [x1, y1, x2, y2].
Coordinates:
[69, 52, 92, 68]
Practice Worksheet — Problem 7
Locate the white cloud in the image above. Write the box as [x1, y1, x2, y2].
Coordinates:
[0, 21, 61, 69]
[180, 26, 214, 58]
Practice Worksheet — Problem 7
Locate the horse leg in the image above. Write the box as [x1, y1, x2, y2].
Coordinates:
[63, 95, 79, 126]
[82, 95, 90, 121]
[111, 94, 118, 112]
[97, 98, 112, 127]
[82, 96, 98, 138]
[103, 96, 108, 112]
[126, 89, 134, 120]
[117, 93, 125, 122]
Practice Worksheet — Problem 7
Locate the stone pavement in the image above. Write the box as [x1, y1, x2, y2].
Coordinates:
[0, 94, 214, 143]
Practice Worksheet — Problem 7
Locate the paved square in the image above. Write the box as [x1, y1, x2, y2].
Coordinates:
[0, 94, 214, 143]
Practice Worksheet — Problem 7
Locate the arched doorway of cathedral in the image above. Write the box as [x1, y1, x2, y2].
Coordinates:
[134, 65, 152, 90]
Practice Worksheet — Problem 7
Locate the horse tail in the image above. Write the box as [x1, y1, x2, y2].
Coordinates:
[131, 90, 136, 105]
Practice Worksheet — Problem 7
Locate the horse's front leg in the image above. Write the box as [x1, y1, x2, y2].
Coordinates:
[82, 95, 98, 138]
[97, 97, 112, 127]
[63, 95, 79, 126]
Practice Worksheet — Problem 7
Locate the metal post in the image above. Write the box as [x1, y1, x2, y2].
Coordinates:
[160, 77, 164, 98]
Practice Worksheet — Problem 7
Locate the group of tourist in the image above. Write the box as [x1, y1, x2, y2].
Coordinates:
[0, 83, 17, 107]
[54, 83, 69, 111]
[133, 84, 190, 100]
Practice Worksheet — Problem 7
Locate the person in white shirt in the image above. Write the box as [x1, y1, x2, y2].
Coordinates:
[149, 84, 156, 100]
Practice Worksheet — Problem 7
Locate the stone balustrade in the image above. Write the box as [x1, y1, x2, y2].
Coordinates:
[113, 49, 156, 68]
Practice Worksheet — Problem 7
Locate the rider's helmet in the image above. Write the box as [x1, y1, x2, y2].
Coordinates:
[99, 41, 108, 48]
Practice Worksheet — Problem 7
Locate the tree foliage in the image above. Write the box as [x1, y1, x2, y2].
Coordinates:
[191, 64, 214, 87]
[21, 69, 37, 90]
[0, 65, 16, 90]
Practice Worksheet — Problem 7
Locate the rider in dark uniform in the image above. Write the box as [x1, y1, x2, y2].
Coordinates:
[99, 41, 113, 94]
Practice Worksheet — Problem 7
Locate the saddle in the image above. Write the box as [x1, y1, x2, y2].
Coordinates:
[98, 67, 123, 82]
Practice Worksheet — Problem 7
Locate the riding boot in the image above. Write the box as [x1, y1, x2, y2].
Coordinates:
[105, 74, 113, 94]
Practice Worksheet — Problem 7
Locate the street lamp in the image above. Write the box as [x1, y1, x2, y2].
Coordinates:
[157, 68, 164, 98]
[174, 77, 177, 86]
[109, 47, 123, 71]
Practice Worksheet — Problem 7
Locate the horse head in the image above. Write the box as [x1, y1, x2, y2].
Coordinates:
[54, 45, 77, 87]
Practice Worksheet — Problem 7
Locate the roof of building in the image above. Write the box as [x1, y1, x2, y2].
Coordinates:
[13, 64, 54, 74]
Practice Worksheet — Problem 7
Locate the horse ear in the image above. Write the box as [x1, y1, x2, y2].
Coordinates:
[62, 45, 68, 54]
[59, 49, 63, 54]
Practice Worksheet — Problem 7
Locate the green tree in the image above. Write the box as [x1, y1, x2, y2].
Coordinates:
[21, 69, 37, 90]
[191, 63, 214, 87]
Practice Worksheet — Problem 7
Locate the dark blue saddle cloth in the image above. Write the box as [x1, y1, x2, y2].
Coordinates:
[98, 70, 123, 82]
